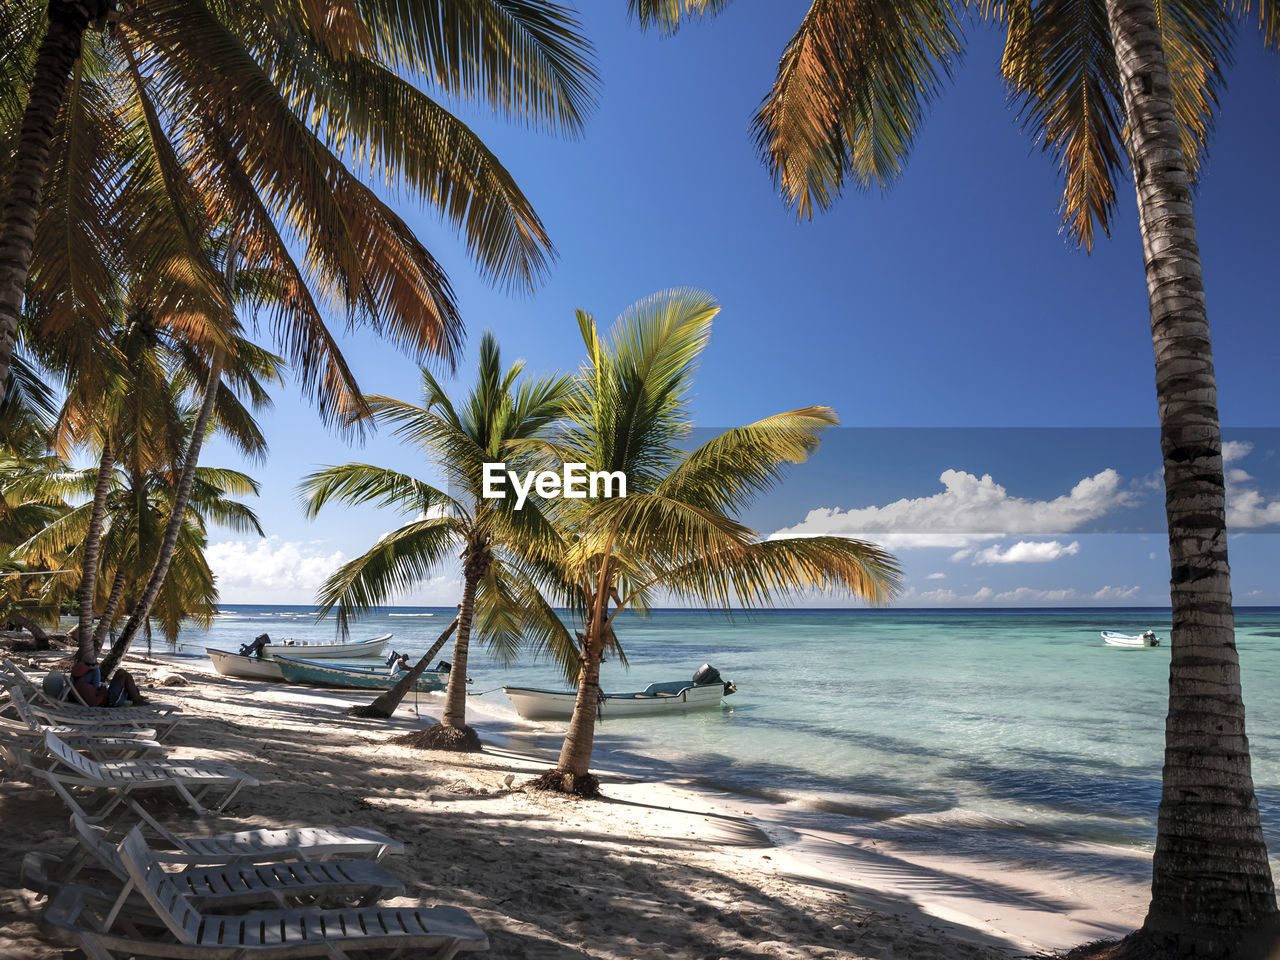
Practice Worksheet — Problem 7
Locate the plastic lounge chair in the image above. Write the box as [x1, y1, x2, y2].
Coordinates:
[39, 825, 488, 959]
[126, 801, 406, 864]
[0, 719, 165, 764]
[4, 689, 161, 744]
[1, 659, 182, 718]
[18, 696, 186, 741]
[31, 731, 257, 821]
[24, 814, 404, 910]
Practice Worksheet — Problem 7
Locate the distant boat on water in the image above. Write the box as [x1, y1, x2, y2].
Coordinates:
[1101, 630, 1162, 647]
[504, 664, 736, 721]
[274, 655, 447, 692]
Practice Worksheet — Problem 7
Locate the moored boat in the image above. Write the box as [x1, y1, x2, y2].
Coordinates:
[274, 655, 447, 692]
[206, 648, 285, 681]
[243, 633, 392, 661]
[1101, 630, 1162, 647]
[504, 664, 736, 721]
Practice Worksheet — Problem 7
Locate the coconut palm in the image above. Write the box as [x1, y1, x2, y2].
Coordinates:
[528, 289, 901, 795]
[0, 0, 597, 419]
[24, 456, 262, 645]
[301, 332, 572, 749]
[629, 2, 1279, 953]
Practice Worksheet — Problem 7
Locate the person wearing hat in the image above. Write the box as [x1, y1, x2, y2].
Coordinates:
[70, 656, 149, 707]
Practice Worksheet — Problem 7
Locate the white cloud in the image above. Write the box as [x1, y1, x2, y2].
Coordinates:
[1223, 441, 1254, 464]
[1220, 443, 1280, 528]
[208, 537, 465, 605]
[207, 538, 347, 603]
[972, 540, 1080, 565]
[991, 587, 1077, 604]
[1093, 585, 1141, 601]
[771, 468, 1134, 547]
[925, 572, 947, 580]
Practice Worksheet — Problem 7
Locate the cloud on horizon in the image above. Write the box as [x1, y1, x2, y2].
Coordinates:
[771, 468, 1135, 549]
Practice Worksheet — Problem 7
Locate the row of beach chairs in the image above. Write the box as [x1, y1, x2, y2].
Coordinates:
[1, 657, 489, 958]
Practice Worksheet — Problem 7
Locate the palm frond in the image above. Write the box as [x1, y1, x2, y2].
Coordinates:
[628, 0, 737, 35]
[751, 0, 964, 216]
[313, 518, 461, 636]
[355, 0, 598, 137]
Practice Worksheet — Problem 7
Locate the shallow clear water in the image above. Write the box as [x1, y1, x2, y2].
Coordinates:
[176, 605, 1280, 874]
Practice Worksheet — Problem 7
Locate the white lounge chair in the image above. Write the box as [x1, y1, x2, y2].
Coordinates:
[0, 718, 164, 765]
[126, 801, 406, 864]
[31, 731, 257, 820]
[40, 825, 488, 959]
[24, 814, 404, 911]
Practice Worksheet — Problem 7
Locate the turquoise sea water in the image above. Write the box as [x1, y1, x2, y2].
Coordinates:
[173, 605, 1280, 879]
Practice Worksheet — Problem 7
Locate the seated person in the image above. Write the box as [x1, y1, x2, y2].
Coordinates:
[390, 653, 411, 674]
[70, 657, 149, 707]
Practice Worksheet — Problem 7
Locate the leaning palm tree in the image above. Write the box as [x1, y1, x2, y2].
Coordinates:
[0, 0, 596, 418]
[301, 332, 572, 750]
[530, 289, 901, 796]
[630, 2, 1278, 954]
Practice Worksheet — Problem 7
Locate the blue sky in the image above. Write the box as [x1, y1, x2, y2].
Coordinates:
[201, 6, 1280, 607]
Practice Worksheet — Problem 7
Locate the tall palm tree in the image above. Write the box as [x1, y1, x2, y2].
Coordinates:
[531, 289, 901, 795]
[629, 1, 1279, 953]
[0, 0, 597, 421]
[301, 332, 572, 750]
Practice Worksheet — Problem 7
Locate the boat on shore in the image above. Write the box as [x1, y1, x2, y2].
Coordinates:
[274, 655, 447, 692]
[504, 664, 736, 721]
[206, 648, 285, 681]
[241, 633, 392, 661]
[1101, 630, 1162, 647]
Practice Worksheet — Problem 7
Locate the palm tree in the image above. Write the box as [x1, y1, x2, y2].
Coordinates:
[0, 0, 597, 420]
[530, 289, 901, 796]
[629, 2, 1279, 953]
[300, 332, 572, 750]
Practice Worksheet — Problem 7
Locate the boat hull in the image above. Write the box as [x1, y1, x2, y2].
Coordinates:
[259, 634, 391, 661]
[1101, 631, 1161, 647]
[504, 680, 731, 721]
[206, 648, 285, 681]
[274, 655, 446, 692]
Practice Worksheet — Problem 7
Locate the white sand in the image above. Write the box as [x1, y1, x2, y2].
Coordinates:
[0, 656, 1150, 958]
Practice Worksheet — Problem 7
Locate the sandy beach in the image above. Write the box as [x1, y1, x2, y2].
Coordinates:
[0, 654, 1150, 959]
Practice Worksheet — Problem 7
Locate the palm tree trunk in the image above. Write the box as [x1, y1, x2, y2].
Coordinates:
[101, 351, 223, 674]
[0, 0, 104, 386]
[91, 565, 127, 653]
[440, 574, 480, 728]
[350, 615, 459, 718]
[76, 438, 115, 662]
[1104, 0, 1278, 951]
[555, 626, 604, 778]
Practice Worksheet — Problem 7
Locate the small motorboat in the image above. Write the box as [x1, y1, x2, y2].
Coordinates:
[240, 633, 392, 661]
[206, 648, 285, 681]
[274, 655, 447, 692]
[1101, 630, 1162, 647]
[504, 663, 736, 722]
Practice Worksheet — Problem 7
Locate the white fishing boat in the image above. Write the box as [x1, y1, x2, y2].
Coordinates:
[1101, 630, 1162, 647]
[244, 633, 392, 661]
[504, 664, 736, 721]
[205, 648, 285, 681]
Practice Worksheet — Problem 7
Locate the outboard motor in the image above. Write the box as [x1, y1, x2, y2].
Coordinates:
[692, 663, 721, 686]
[238, 633, 271, 659]
[692, 663, 737, 697]
[435, 660, 452, 673]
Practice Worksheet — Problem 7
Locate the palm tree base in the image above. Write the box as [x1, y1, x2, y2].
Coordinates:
[528, 769, 601, 798]
[1061, 922, 1280, 960]
[347, 703, 394, 719]
[389, 723, 482, 752]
